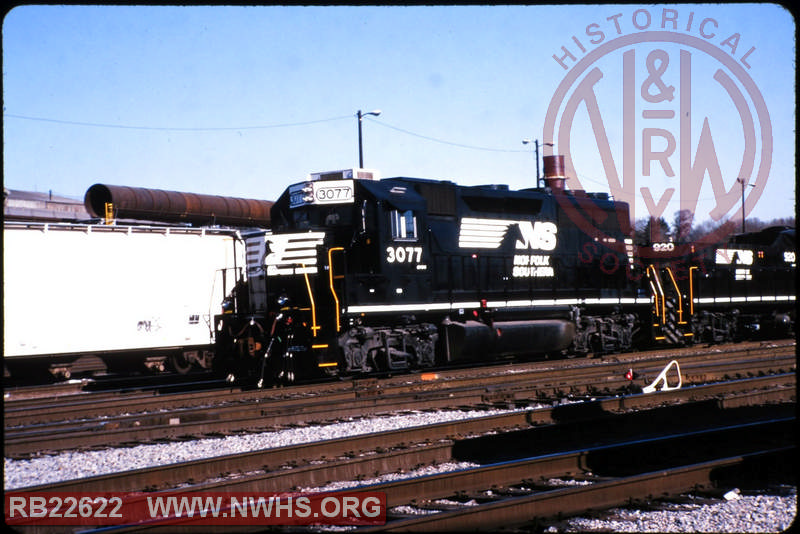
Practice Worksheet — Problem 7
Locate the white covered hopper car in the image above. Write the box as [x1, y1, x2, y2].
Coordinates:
[3, 221, 244, 379]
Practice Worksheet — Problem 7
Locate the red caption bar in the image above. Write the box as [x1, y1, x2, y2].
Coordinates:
[5, 491, 387, 526]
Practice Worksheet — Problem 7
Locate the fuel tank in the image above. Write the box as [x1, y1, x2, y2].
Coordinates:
[442, 319, 575, 361]
[84, 184, 273, 227]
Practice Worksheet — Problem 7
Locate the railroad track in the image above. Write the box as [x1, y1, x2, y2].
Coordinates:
[11, 390, 794, 532]
[11, 376, 795, 494]
[367, 437, 794, 531]
[4, 342, 795, 457]
[5, 339, 792, 409]
[6, 341, 795, 422]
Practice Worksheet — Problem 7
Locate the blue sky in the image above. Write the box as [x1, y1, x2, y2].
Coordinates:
[3, 4, 795, 226]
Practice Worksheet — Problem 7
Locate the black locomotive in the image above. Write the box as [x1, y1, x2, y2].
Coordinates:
[214, 158, 795, 385]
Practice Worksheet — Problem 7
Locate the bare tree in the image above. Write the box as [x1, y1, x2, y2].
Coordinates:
[672, 209, 694, 243]
[634, 216, 671, 245]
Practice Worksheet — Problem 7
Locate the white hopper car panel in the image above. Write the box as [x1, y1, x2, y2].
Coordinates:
[3, 222, 243, 360]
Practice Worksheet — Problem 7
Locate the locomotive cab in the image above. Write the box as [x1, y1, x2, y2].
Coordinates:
[269, 171, 440, 375]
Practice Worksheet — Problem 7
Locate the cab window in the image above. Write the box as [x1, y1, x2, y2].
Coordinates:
[390, 210, 417, 241]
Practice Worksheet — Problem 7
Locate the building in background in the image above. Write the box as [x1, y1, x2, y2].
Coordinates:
[4, 188, 91, 222]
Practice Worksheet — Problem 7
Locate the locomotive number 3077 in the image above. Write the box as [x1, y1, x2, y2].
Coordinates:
[386, 246, 423, 263]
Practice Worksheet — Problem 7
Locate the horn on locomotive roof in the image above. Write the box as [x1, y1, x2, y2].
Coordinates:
[542, 154, 568, 192]
[84, 184, 274, 227]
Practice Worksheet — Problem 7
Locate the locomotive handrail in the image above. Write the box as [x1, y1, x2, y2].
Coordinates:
[646, 265, 666, 323]
[328, 247, 345, 333]
[301, 264, 319, 337]
[648, 280, 660, 325]
[688, 266, 698, 315]
[665, 267, 686, 324]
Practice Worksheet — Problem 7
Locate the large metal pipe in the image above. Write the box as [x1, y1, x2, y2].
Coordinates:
[84, 184, 273, 227]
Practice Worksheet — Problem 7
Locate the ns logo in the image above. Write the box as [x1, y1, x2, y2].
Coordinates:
[458, 218, 558, 251]
[516, 221, 558, 251]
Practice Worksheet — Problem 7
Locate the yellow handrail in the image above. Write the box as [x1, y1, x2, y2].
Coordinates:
[328, 247, 344, 332]
[665, 267, 685, 324]
[301, 264, 319, 337]
[688, 266, 697, 315]
[648, 280, 660, 325]
[646, 265, 665, 322]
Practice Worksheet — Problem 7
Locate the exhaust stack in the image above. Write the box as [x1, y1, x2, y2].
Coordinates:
[542, 155, 568, 192]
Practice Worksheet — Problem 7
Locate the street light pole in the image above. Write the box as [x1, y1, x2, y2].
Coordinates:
[736, 177, 755, 233]
[357, 109, 381, 168]
[522, 139, 554, 188]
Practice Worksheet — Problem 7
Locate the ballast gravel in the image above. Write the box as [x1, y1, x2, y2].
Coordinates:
[557, 488, 797, 533]
[5, 407, 796, 532]
[4, 408, 516, 490]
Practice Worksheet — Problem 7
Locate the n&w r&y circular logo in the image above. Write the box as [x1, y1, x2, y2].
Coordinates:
[544, 6, 773, 256]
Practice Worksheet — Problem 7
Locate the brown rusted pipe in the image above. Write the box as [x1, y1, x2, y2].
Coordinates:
[84, 184, 273, 226]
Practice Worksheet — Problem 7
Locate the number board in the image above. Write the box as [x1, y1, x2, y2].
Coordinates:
[289, 180, 354, 208]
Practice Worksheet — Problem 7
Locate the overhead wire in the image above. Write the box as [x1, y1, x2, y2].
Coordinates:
[4, 111, 530, 152]
[364, 117, 528, 153]
[2, 113, 354, 131]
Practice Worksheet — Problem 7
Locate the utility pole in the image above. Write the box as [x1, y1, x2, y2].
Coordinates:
[736, 177, 754, 233]
[357, 109, 381, 168]
[522, 139, 553, 188]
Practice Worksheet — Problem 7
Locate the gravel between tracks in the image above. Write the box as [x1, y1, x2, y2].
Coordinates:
[557, 488, 797, 533]
[4, 408, 519, 490]
[5, 407, 796, 532]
